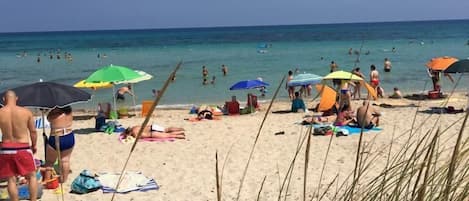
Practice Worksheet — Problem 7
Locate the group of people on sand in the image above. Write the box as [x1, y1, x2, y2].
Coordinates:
[202, 64, 228, 85]
[0, 91, 185, 200]
[303, 100, 381, 130]
[286, 70, 312, 100]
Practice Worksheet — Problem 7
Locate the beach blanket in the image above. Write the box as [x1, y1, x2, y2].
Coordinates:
[310, 124, 382, 135]
[118, 134, 175, 144]
[98, 171, 159, 194]
[338, 125, 382, 135]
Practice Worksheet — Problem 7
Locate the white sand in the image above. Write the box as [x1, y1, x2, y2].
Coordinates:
[31, 94, 469, 201]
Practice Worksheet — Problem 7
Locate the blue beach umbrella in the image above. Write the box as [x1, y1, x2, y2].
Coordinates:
[229, 80, 270, 90]
[287, 73, 323, 87]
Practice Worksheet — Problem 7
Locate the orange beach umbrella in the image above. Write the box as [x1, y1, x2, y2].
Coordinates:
[426, 56, 458, 71]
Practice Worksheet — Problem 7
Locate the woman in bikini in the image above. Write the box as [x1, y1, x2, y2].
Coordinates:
[123, 124, 185, 139]
[44, 106, 74, 183]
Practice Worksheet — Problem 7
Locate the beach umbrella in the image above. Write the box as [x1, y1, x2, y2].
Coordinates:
[114, 70, 153, 84]
[114, 70, 154, 116]
[85, 64, 141, 83]
[323, 70, 364, 81]
[85, 65, 142, 116]
[229, 79, 270, 90]
[229, 79, 269, 113]
[426, 56, 458, 71]
[444, 59, 469, 73]
[0, 82, 91, 109]
[74, 80, 112, 89]
[288, 73, 323, 87]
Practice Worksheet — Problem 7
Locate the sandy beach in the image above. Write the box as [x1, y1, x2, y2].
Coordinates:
[26, 92, 468, 201]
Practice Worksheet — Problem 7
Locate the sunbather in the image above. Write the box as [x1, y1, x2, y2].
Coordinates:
[357, 100, 381, 129]
[123, 124, 185, 139]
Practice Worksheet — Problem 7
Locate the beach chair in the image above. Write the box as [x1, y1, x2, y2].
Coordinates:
[247, 93, 259, 109]
[97, 102, 111, 119]
[225, 101, 240, 115]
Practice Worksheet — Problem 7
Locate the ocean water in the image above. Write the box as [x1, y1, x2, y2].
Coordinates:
[0, 20, 468, 108]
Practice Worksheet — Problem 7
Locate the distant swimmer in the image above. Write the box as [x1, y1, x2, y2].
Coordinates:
[56, 54, 60, 60]
[320, 56, 324, 60]
[97, 53, 100, 58]
[202, 78, 208, 85]
[392, 47, 396, 52]
[152, 89, 161, 97]
[466, 40, 469, 46]
[221, 64, 228, 76]
[202, 66, 208, 78]
[36, 56, 41, 63]
[49, 54, 53, 59]
[384, 58, 392, 72]
[348, 48, 353, 55]
[211, 76, 216, 84]
[364, 50, 370, 55]
[330, 61, 338, 73]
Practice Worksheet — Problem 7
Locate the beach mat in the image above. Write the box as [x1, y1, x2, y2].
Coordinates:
[98, 171, 159, 193]
[339, 125, 382, 135]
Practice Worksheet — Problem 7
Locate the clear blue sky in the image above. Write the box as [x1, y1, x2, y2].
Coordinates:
[1, 0, 468, 32]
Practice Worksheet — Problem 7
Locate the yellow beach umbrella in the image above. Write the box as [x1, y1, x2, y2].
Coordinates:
[323, 70, 364, 81]
[74, 80, 112, 90]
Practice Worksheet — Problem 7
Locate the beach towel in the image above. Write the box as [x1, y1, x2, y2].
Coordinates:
[35, 116, 50, 129]
[337, 125, 382, 135]
[118, 134, 175, 144]
[97, 171, 159, 194]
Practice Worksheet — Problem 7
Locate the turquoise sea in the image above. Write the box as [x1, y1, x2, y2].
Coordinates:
[0, 19, 468, 108]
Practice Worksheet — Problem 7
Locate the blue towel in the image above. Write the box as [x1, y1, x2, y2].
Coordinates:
[338, 125, 382, 135]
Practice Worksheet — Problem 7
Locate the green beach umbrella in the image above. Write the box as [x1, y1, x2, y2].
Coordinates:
[85, 64, 142, 117]
[85, 64, 141, 83]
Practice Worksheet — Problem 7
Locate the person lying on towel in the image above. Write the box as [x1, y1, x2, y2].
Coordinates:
[122, 124, 185, 139]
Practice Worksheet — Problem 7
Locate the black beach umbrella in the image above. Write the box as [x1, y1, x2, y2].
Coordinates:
[0, 82, 91, 163]
[444, 59, 469, 73]
[0, 82, 91, 109]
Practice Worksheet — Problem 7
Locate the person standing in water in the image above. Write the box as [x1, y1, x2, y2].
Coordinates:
[221, 65, 228, 76]
[286, 70, 295, 100]
[384, 58, 392, 72]
[202, 66, 208, 78]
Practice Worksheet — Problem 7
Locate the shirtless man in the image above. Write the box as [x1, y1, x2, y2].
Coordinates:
[384, 58, 392, 72]
[356, 100, 381, 129]
[116, 84, 134, 101]
[370, 64, 380, 90]
[123, 124, 185, 139]
[0, 91, 38, 201]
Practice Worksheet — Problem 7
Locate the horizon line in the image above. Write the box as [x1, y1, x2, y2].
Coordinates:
[1, 18, 468, 34]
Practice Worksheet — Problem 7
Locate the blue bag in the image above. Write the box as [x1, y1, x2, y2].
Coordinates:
[71, 170, 102, 194]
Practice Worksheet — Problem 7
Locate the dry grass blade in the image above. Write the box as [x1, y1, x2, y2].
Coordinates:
[318, 173, 339, 201]
[303, 125, 312, 201]
[315, 127, 335, 201]
[216, 151, 221, 201]
[256, 176, 268, 201]
[442, 110, 469, 200]
[236, 76, 286, 201]
[110, 61, 182, 201]
[415, 128, 439, 201]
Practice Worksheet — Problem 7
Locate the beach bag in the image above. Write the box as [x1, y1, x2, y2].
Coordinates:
[71, 170, 102, 194]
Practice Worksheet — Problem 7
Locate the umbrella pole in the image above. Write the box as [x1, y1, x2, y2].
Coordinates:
[112, 84, 117, 119]
[131, 84, 137, 117]
[42, 111, 48, 161]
